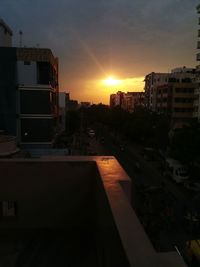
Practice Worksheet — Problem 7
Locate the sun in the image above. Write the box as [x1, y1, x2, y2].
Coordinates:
[104, 76, 121, 86]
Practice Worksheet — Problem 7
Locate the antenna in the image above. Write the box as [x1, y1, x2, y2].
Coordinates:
[19, 30, 23, 47]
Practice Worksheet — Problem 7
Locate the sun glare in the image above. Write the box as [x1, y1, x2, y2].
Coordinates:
[104, 76, 121, 86]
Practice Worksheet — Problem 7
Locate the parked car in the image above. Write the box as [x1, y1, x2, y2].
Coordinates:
[164, 158, 189, 183]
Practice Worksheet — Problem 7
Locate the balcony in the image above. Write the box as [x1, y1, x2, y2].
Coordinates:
[0, 157, 186, 267]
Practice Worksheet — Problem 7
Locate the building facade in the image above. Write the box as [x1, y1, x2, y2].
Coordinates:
[109, 91, 125, 108]
[110, 91, 144, 112]
[122, 92, 145, 112]
[144, 72, 169, 110]
[0, 46, 59, 148]
[147, 68, 196, 127]
[59, 92, 69, 131]
[0, 19, 12, 47]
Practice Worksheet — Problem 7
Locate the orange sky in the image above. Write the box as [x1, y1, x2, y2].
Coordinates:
[64, 76, 145, 104]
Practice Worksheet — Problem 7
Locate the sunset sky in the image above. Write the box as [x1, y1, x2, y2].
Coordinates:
[0, 0, 199, 104]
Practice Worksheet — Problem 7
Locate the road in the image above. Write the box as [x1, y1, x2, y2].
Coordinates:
[85, 128, 200, 253]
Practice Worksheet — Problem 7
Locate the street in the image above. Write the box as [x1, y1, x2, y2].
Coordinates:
[73, 127, 200, 255]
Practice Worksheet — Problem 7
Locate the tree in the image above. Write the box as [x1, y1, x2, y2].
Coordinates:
[170, 124, 200, 163]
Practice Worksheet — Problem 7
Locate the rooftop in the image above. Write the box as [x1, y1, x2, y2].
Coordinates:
[0, 156, 186, 266]
[0, 18, 13, 36]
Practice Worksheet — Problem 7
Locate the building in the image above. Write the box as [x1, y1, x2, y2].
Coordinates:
[0, 19, 12, 47]
[110, 91, 144, 112]
[122, 92, 145, 112]
[195, 4, 200, 120]
[144, 72, 169, 110]
[0, 156, 186, 267]
[110, 94, 116, 108]
[109, 91, 125, 108]
[59, 92, 68, 131]
[0, 21, 59, 148]
[144, 68, 196, 127]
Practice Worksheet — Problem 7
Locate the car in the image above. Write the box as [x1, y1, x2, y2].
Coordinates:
[184, 181, 200, 192]
[164, 158, 189, 183]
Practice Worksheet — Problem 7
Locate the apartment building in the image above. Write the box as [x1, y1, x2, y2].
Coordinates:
[110, 91, 144, 112]
[122, 92, 145, 112]
[144, 68, 196, 127]
[109, 91, 125, 108]
[144, 72, 169, 110]
[156, 68, 196, 127]
[0, 21, 59, 148]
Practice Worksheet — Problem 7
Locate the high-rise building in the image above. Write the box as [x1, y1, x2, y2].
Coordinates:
[110, 91, 144, 112]
[122, 92, 145, 112]
[144, 68, 196, 127]
[59, 92, 69, 131]
[144, 72, 169, 111]
[0, 21, 59, 148]
[109, 91, 125, 108]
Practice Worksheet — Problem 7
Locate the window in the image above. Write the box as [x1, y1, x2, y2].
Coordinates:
[0, 201, 17, 218]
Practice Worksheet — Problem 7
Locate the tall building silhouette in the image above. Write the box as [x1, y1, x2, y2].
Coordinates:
[0, 20, 59, 148]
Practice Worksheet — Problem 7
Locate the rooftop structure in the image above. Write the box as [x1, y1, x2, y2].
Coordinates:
[0, 18, 13, 47]
[0, 156, 186, 266]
